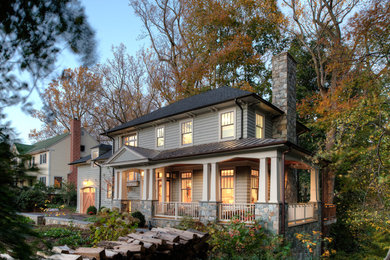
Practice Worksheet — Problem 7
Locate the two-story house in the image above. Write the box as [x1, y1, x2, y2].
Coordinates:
[14, 119, 98, 187]
[94, 52, 334, 237]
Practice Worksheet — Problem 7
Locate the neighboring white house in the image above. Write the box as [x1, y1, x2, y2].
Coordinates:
[14, 119, 98, 187]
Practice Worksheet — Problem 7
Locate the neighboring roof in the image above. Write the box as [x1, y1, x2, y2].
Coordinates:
[91, 143, 112, 150]
[14, 143, 33, 154]
[17, 132, 70, 154]
[106, 87, 263, 134]
[94, 150, 113, 161]
[106, 137, 311, 166]
[69, 155, 91, 165]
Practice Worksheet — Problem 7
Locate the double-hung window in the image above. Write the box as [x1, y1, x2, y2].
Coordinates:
[156, 126, 164, 147]
[221, 169, 234, 204]
[221, 111, 234, 139]
[251, 169, 259, 203]
[39, 153, 47, 164]
[181, 121, 193, 145]
[181, 172, 192, 202]
[256, 113, 264, 138]
[123, 133, 137, 147]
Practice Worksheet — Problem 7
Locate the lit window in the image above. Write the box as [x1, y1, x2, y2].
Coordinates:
[123, 133, 137, 147]
[256, 113, 264, 138]
[221, 169, 234, 204]
[181, 121, 193, 145]
[221, 111, 234, 139]
[156, 126, 164, 147]
[251, 170, 259, 203]
[181, 172, 192, 202]
[54, 176, 62, 189]
[124, 170, 137, 181]
[39, 153, 47, 164]
[107, 183, 112, 199]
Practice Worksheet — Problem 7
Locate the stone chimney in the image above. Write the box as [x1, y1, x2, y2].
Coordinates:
[68, 118, 81, 185]
[272, 52, 297, 143]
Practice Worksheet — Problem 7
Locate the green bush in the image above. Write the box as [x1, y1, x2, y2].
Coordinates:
[207, 217, 291, 260]
[16, 183, 50, 211]
[177, 216, 206, 232]
[131, 211, 146, 227]
[86, 206, 97, 215]
[38, 226, 91, 248]
[89, 208, 139, 246]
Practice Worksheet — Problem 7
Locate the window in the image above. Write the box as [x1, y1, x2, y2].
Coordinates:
[181, 172, 192, 202]
[80, 145, 85, 152]
[220, 111, 235, 139]
[107, 183, 112, 199]
[251, 170, 259, 203]
[39, 153, 47, 164]
[256, 113, 264, 138]
[92, 150, 99, 160]
[221, 169, 234, 204]
[127, 171, 136, 181]
[156, 126, 164, 147]
[54, 177, 62, 189]
[39, 176, 46, 185]
[181, 121, 193, 145]
[122, 133, 137, 147]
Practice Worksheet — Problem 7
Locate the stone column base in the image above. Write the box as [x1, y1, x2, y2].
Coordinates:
[199, 201, 219, 224]
[255, 203, 283, 234]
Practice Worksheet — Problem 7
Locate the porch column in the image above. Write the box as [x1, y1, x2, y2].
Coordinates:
[148, 168, 155, 200]
[161, 169, 166, 203]
[258, 157, 269, 202]
[210, 162, 219, 201]
[310, 167, 319, 202]
[269, 155, 282, 203]
[142, 168, 148, 200]
[118, 171, 122, 200]
[202, 163, 210, 201]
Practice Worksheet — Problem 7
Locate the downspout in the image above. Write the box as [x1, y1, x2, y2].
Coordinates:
[94, 160, 102, 210]
[235, 98, 244, 139]
[281, 148, 291, 235]
[106, 132, 115, 202]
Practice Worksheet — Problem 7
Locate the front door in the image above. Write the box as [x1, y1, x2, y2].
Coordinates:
[82, 187, 95, 214]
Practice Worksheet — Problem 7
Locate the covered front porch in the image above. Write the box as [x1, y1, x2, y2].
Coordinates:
[109, 148, 321, 233]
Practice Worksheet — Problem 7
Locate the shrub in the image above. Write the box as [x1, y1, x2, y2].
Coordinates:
[89, 208, 138, 245]
[16, 182, 50, 211]
[38, 226, 91, 248]
[207, 217, 291, 259]
[131, 211, 145, 227]
[177, 216, 206, 232]
[87, 206, 97, 215]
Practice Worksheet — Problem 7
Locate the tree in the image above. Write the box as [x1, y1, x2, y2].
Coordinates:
[0, 0, 96, 111]
[130, 0, 286, 102]
[29, 67, 101, 141]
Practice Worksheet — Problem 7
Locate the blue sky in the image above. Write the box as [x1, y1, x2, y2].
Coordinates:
[5, 0, 146, 144]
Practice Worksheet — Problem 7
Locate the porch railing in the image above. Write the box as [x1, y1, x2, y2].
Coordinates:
[288, 203, 317, 225]
[153, 202, 200, 219]
[219, 203, 255, 223]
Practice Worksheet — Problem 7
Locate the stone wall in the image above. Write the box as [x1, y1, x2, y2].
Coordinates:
[286, 221, 322, 259]
[199, 201, 219, 224]
[254, 203, 283, 234]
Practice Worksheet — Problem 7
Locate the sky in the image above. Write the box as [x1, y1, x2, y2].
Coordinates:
[4, 0, 146, 144]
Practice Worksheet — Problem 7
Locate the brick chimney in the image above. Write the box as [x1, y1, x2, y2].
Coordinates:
[68, 118, 81, 185]
[272, 52, 297, 143]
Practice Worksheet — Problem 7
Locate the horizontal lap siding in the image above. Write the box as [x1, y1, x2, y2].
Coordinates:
[165, 123, 180, 149]
[193, 111, 218, 144]
[138, 127, 155, 149]
[192, 170, 203, 202]
[235, 166, 250, 203]
[265, 116, 273, 138]
[247, 108, 256, 138]
[172, 172, 180, 202]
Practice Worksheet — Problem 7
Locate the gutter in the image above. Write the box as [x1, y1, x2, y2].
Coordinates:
[235, 98, 244, 139]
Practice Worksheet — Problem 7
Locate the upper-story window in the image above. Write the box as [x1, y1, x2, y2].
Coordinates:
[220, 111, 235, 139]
[123, 133, 137, 147]
[91, 149, 99, 168]
[181, 120, 193, 145]
[256, 113, 264, 139]
[39, 153, 47, 164]
[156, 126, 164, 147]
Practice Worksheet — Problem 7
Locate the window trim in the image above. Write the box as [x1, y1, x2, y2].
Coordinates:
[220, 168, 235, 204]
[218, 108, 236, 141]
[179, 170, 193, 202]
[121, 132, 138, 147]
[255, 112, 265, 139]
[180, 119, 193, 147]
[250, 169, 259, 203]
[155, 125, 165, 149]
[39, 153, 47, 164]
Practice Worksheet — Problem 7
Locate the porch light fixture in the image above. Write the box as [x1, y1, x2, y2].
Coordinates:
[166, 173, 171, 178]
[140, 171, 144, 177]
[83, 180, 94, 187]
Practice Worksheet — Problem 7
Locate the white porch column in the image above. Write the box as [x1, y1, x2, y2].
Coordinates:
[142, 169, 148, 200]
[148, 168, 155, 200]
[310, 167, 320, 202]
[269, 155, 282, 203]
[161, 169, 166, 203]
[118, 171, 123, 200]
[210, 162, 219, 201]
[258, 157, 269, 202]
[202, 163, 210, 201]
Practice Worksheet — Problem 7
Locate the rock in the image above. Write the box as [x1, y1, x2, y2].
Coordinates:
[0, 254, 14, 259]
[74, 247, 105, 260]
[48, 254, 83, 260]
[52, 245, 72, 254]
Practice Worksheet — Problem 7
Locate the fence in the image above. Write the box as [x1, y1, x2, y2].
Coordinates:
[153, 202, 200, 219]
[219, 203, 255, 223]
[288, 203, 317, 225]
